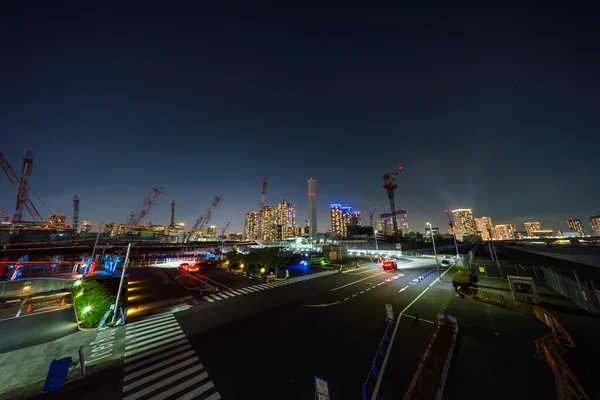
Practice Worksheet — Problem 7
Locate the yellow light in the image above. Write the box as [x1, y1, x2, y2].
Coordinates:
[83, 305, 92, 313]
[260, 267, 266, 274]
[23, 285, 31, 292]
[73, 280, 82, 286]
[77, 291, 84, 297]
[240, 264, 244, 269]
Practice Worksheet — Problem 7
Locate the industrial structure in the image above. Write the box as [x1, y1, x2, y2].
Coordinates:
[368, 207, 377, 227]
[382, 166, 403, 238]
[72, 195, 80, 233]
[123, 188, 164, 233]
[0, 150, 43, 222]
[188, 195, 223, 242]
[308, 178, 317, 241]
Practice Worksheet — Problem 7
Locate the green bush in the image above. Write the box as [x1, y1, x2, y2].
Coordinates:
[72, 279, 119, 328]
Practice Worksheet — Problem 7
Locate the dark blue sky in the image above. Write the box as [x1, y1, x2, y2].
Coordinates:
[1, 2, 599, 233]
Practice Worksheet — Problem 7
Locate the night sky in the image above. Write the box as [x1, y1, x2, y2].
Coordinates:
[2, 2, 599, 233]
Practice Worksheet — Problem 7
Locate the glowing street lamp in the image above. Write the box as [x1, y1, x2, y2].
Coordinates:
[427, 223, 441, 279]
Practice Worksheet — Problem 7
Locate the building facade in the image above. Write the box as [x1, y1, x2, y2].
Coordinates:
[276, 200, 296, 239]
[330, 204, 343, 235]
[495, 224, 517, 240]
[259, 206, 277, 241]
[352, 210, 363, 227]
[308, 178, 317, 241]
[206, 226, 217, 235]
[475, 217, 494, 240]
[451, 209, 477, 241]
[244, 211, 259, 240]
[523, 222, 542, 237]
[567, 218, 586, 236]
[590, 215, 600, 236]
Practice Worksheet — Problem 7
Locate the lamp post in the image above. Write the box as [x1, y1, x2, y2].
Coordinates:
[111, 242, 131, 324]
[374, 230, 379, 252]
[427, 223, 441, 279]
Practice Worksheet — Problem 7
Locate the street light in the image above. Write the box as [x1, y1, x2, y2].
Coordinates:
[427, 223, 441, 279]
[374, 230, 379, 252]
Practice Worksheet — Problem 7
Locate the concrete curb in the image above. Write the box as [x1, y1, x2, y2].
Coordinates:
[435, 326, 459, 400]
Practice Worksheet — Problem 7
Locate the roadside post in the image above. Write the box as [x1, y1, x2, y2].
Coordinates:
[314, 376, 330, 399]
[78, 346, 86, 380]
[385, 304, 394, 322]
[111, 243, 131, 324]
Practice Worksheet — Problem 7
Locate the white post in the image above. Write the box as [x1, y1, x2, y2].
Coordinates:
[112, 243, 131, 324]
[427, 223, 441, 279]
[91, 222, 104, 261]
[374, 231, 379, 252]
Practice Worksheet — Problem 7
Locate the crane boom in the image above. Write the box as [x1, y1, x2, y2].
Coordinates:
[369, 207, 377, 227]
[190, 195, 223, 241]
[0, 208, 10, 222]
[0, 151, 42, 222]
[124, 187, 164, 228]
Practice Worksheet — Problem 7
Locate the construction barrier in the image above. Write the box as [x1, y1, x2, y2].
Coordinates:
[361, 318, 395, 400]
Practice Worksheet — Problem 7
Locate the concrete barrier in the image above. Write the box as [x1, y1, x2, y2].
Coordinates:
[0, 278, 75, 298]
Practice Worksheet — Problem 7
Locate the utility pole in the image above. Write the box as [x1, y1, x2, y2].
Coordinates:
[445, 210, 460, 259]
[427, 223, 441, 279]
[112, 243, 131, 324]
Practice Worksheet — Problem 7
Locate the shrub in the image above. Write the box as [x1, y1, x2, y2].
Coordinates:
[72, 278, 121, 328]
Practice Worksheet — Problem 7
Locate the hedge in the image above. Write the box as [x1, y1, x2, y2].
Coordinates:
[72, 278, 120, 328]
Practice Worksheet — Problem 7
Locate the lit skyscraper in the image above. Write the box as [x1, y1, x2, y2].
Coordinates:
[259, 206, 277, 241]
[451, 209, 477, 241]
[523, 222, 541, 237]
[276, 200, 296, 239]
[342, 206, 353, 236]
[475, 217, 494, 240]
[330, 204, 343, 235]
[207, 226, 216, 235]
[397, 209, 409, 234]
[567, 218, 585, 236]
[495, 224, 517, 240]
[590, 215, 600, 236]
[308, 178, 317, 240]
[352, 210, 363, 227]
[244, 212, 259, 240]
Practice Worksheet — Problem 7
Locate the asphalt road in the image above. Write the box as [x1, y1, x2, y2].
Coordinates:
[0, 307, 78, 353]
[173, 258, 441, 399]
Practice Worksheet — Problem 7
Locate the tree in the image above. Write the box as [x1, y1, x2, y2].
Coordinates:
[257, 247, 291, 275]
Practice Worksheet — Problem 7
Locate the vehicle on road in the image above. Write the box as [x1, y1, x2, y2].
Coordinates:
[381, 259, 398, 270]
[440, 259, 451, 267]
[179, 263, 199, 273]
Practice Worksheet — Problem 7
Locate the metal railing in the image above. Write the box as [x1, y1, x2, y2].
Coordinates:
[539, 266, 600, 315]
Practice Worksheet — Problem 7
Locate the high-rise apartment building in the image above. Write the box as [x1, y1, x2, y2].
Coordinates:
[397, 209, 409, 234]
[451, 209, 477, 241]
[352, 211, 363, 227]
[590, 215, 600, 236]
[80, 221, 92, 233]
[495, 224, 517, 240]
[308, 178, 317, 240]
[523, 222, 541, 237]
[342, 207, 353, 236]
[103, 222, 115, 235]
[567, 218, 585, 236]
[259, 206, 277, 241]
[244, 212, 259, 240]
[206, 226, 217, 235]
[475, 217, 494, 240]
[276, 200, 296, 239]
[330, 204, 343, 235]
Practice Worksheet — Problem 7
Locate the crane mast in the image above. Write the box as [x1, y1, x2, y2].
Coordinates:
[369, 207, 377, 227]
[190, 195, 223, 241]
[0, 208, 10, 222]
[73, 195, 80, 233]
[382, 166, 403, 237]
[0, 151, 42, 222]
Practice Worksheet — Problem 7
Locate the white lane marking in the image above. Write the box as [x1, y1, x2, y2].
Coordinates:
[124, 350, 196, 381]
[344, 297, 350, 301]
[125, 335, 187, 358]
[360, 291, 365, 294]
[211, 294, 224, 300]
[408, 282, 416, 285]
[352, 294, 357, 297]
[371, 263, 456, 399]
[126, 331, 184, 350]
[125, 339, 188, 364]
[5, 299, 20, 303]
[402, 314, 435, 324]
[224, 291, 236, 297]
[127, 321, 180, 338]
[218, 293, 230, 299]
[236, 288, 252, 294]
[330, 271, 387, 291]
[175, 380, 215, 400]
[127, 315, 175, 330]
[398, 286, 409, 293]
[203, 392, 222, 400]
[205, 297, 214, 302]
[303, 301, 340, 308]
[230, 289, 245, 295]
[124, 344, 192, 372]
[122, 365, 205, 400]
[123, 356, 200, 392]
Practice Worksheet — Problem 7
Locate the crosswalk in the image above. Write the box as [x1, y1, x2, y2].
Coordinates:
[122, 312, 220, 400]
[203, 270, 338, 303]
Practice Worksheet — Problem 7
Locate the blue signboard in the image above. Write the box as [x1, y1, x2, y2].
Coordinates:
[42, 357, 72, 393]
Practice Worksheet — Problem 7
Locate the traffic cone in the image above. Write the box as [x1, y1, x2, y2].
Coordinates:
[60, 298, 66, 306]
[26, 304, 32, 313]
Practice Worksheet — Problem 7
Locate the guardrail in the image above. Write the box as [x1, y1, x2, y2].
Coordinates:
[361, 318, 395, 400]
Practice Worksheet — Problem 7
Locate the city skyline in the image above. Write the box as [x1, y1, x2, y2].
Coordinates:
[2, 3, 599, 235]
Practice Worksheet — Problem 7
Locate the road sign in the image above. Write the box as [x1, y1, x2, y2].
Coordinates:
[314, 376, 330, 399]
[42, 357, 72, 393]
[79, 346, 86, 380]
[385, 304, 394, 321]
[395, 243, 402, 249]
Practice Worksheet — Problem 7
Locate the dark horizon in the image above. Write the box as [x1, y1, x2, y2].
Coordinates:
[2, 2, 599, 233]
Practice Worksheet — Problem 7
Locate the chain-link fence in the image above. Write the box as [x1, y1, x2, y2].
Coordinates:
[539, 266, 600, 315]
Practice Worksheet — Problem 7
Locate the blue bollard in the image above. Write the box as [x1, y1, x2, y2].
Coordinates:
[363, 386, 368, 400]
[380, 345, 385, 356]
[371, 362, 378, 377]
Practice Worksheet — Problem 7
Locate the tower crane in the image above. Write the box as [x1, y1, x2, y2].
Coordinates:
[257, 176, 268, 239]
[0, 208, 10, 222]
[0, 151, 43, 222]
[382, 166, 403, 237]
[73, 195, 80, 233]
[124, 187, 164, 230]
[189, 195, 223, 241]
[369, 207, 377, 227]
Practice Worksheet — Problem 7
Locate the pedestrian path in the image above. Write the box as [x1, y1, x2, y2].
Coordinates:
[203, 270, 338, 303]
[122, 312, 220, 400]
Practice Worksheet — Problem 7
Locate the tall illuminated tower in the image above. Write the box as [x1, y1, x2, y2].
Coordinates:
[308, 178, 317, 240]
[567, 218, 585, 236]
[451, 209, 477, 241]
[330, 204, 343, 235]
